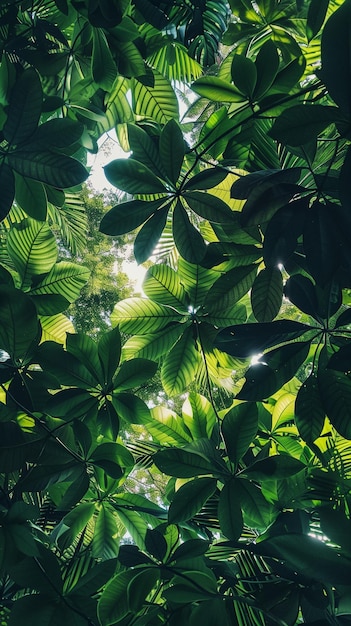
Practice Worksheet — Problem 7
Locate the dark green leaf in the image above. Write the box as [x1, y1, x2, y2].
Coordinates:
[222, 402, 258, 465]
[15, 175, 47, 221]
[243, 455, 305, 481]
[306, 0, 329, 41]
[184, 190, 234, 223]
[215, 319, 311, 358]
[295, 374, 325, 443]
[284, 274, 319, 319]
[127, 124, 166, 179]
[172, 201, 207, 264]
[98, 327, 121, 386]
[321, 1, 351, 113]
[159, 119, 184, 184]
[192, 76, 245, 102]
[231, 54, 257, 98]
[8, 151, 89, 188]
[269, 105, 339, 146]
[0, 286, 39, 362]
[113, 358, 157, 391]
[161, 325, 200, 396]
[251, 267, 283, 322]
[237, 341, 310, 401]
[92, 28, 117, 90]
[169, 477, 217, 523]
[104, 158, 167, 194]
[206, 264, 257, 311]
[237, 478, 276, 529]
[254, 40, 280, 99]
[303, 201, 340, 287]
[0, 161, 15, 221]
[111, 392, 151, 424]
[3, 69, 42, 145]
[218, 480, 243, 540]
[318, 366, 351, 439]
[134, 205, 169, 263]
[154, 448, 217, 478]
[182, 168, 228, 191]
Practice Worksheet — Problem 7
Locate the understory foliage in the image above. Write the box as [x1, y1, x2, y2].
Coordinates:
[1, 1, 351, 625]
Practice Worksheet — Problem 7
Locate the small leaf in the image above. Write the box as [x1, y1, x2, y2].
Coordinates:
[284, 274, 319, 319]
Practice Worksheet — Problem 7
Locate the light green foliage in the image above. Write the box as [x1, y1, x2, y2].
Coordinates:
[1, 2, 351, 626]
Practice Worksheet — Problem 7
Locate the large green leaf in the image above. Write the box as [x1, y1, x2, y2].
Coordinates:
[148, 406, 193, 445]
[132, 71, 179, 123]
[7, 219, 57, 289]
[111, 297, 182, 334]
[237, 341, 311, 401]
[169, 478, 217, 523]
[127, 124, 166, 179]
[15, 175, 47, 221]
[122, 325, 185, 361]
[218, 480, 243, 540]
[192, 76, 245, 102]
[295, 374, 325, 443]
[29, 262, 90, 302]
[92, 28, 117, 90]
[104, 158, 167, 194]
[134, 205, 170, 263]
[3, 69, 42, 146]
[161, 325, 200, 396]
[97, 569, 136, 625]
[113, 358, 157, 391]
[111, 392, 151, 424]
[321, 1, 351, 113]
[251, 267, 283, 322]
[36, 341, 99, 389]
[182, 393, 216, 439]
[159, 119, 185, 184]
[184, 190, 234, 223]
[66, 333, 104, 385]
[206, 264, 258, 310]
[222, 402, 258, 466]
[92, 504, 119, 560]
[142, 263, 187, 309]
[154, 447, 217, 478]
[7, 151, 88, 188]
[0, 286, 39, 362]
[269, 105, 340, 146]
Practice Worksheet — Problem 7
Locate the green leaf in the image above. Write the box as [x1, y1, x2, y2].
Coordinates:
[295, 374, 325, 443]
[255, 534, 351, 584]
[182, 168, 228, 192]
[122, 325, 184, 361]
[222, 402, 258, 465]
[161, 325, 200, 396]
[98, 327, 121, 385]
[127, 124, 166, 179]
[172, 201, 207, 264]
[215, 319, 311, 358]
[321, 1, 351, 113]
[132, 70, 179, 123]
[237, 478, 276, 529]
[318, 367, 351, 439]
[218, 480, 243, 540]
[7, 218, 57, 289]
[7, 151, 88, 188]
[3, 69, 42, 145]
[104, 158, 167, 194]
[251, 267, 283, 322]
[0, 286, 39, 362]
[253, 40, 280, 100]
[192, 76, 245, 102]
[154, 447, 217, 478]
[92, 28, 117, 90]
[66, 333, 104, 385]
[147, 406, 193, 446]
[169, 478, 217, 523]
[143, 263, 187, 308]
[31, 118, 84, 149]
[159, 119, 185, 184]
[29, 262, 90, 302]
[15, 175, 47, 221]
[0, 161, 15, 221]
[113, 358, 157, 391]
[55, 503, 95, 551]
[269, 105, 340, 146]
[243, 455, 305, 480]
[134, 205, 169, 263]
[182, 393, 216, 439]
[206, 264, 257, 311]
[284, 274, 319, 319]
[306, 0, 329, 41]
[98, 569, 136, 625]
[303, 201, 339, 287]
[237, 341, 310, 401]
[184, 190, 234, 223]
[92, 504, 119, 560]
[36, 341, 99, 389]
[231, 54, 257, 98]
[111, 392, 151, 424]
[111, 297, 182, 334]
[128, 568, 159, 614]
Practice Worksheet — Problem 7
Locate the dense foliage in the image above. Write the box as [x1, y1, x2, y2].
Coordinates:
[1, 1, 351, 624]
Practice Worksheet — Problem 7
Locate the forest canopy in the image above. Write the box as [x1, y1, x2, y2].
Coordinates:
[1, 1, 351, 625]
